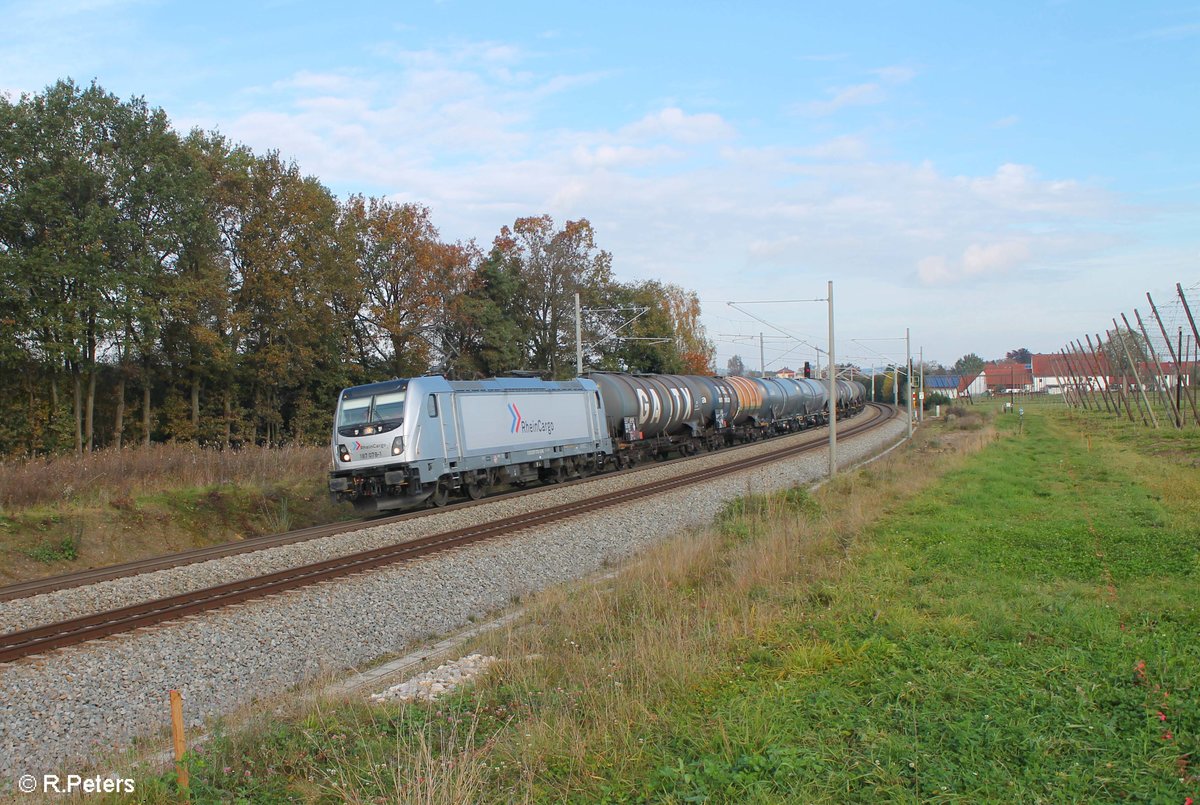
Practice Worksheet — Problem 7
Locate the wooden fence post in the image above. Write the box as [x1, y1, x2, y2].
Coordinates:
[170, 689, 189, 798]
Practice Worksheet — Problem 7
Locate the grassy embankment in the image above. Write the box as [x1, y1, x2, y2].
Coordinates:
[0, 445, 351, 585]
[114, 404, 1198, 803]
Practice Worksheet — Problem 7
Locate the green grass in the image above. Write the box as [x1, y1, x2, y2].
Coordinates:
[21, 534, 79, 563]
[107, 408, 1199, 803]
[0, 479, 353, 583]
[607, 412, 1199, 802]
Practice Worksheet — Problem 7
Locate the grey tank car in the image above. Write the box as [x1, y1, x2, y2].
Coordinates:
[329, 372, 867, 513]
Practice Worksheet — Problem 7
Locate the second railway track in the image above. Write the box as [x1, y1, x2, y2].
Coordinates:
[1, 404, 895, 665]
[0, 405, 880, 604]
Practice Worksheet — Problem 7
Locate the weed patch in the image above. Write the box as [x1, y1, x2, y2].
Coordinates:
[22, 535, 78, 563]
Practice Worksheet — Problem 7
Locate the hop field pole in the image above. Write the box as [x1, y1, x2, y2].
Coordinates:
[1178, 283, 1200, 425]
[1134, 308, 1181, 427]
[1100, 330, 1137, 422]
[1071, 342, 1099, 411]
[1114, 317, 1156, 427]
[1070, 343, 1095, 410]
[1178, 282, 1200, 349]
[1076, 338, 1114, 415]
[1086, 334, 1126, 420]
[1148, 291, 1200, 426]
[1057, 347, 1078, 408]
[1059, 347, 1087, 410]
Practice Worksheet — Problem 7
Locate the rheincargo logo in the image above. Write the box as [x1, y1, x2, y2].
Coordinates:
[509, 403, 555, 436]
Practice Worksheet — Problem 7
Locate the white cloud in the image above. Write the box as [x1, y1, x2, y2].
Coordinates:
[873, 65, 916, 84]
[797, 135, 869, 161]
[570, 143, 682, 169]
[165, 38, 1151, 367]
[801, 82, 885, 116]
[961, 163, 1105, 215]
[992, 114, 1020, 128]
[619, 107, 736, 143]
[798, 64, 914, 117]
[917, 240, 1031, 284]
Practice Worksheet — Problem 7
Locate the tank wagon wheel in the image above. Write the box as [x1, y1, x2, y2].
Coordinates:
[465, 480, 486, 500]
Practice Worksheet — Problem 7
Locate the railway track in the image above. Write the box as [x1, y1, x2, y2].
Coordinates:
[0, 441, 775, 604]
[0, 405, 878, 605]
[0, 404, 895, 664]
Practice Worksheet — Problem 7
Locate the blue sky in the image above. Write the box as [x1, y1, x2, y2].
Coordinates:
[3, 0, 1197, 371]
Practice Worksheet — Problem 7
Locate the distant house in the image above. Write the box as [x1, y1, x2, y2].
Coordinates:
[1031, 353, 1075, 394]
[983, 362, 1033, 392]
[775, 367, 797, 379]
[923, 373, 985, 400]
[924, 374, 962, 399]
[1031, 351, 1114, 392]
[958, 372, 986, 398]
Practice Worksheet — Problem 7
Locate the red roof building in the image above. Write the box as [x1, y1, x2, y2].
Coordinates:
[983, 362, 1033, 390]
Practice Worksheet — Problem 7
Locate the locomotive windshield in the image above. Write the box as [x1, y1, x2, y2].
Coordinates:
[337, 391, 406, 434]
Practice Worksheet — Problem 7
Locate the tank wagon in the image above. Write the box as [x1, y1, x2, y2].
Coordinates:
[330, 372, 867, 512]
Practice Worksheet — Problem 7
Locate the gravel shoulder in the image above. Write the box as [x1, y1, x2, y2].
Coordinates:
[0, 415, 906, 784]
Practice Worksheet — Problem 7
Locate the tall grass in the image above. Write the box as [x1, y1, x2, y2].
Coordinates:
[0, 444, 329, 510]
[115, 421, 991, 802]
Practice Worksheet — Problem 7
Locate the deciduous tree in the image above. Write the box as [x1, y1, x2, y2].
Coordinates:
[494, 215, 614, 378]
[1005, 347, 1032, 364]
[953, 352, 985, 375]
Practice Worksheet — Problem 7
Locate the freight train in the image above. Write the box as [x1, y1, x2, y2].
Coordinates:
[328, 372, 867, 513]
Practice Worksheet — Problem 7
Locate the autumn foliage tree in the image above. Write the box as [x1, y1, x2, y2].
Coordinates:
[0, 78, 717, 456]
[493, 216, 614, 378]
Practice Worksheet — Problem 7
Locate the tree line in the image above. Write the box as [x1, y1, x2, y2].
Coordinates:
[0, 80, 714, 457]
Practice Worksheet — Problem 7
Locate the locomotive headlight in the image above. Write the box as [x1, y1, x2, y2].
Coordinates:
[338, 443, 351, 462]
[391, 436, 404, 456]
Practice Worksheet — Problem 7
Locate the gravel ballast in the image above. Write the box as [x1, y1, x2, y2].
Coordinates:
[3, 416, 887, 635]
[0, 416, 906, 783]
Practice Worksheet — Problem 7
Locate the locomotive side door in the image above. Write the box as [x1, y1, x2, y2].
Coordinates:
[430, 392, 460, 467]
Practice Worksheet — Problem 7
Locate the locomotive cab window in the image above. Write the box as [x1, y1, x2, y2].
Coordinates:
[338, 398, 371, 427]
[372, 391, 406, 422]
[427, 394, 438, 417]
[337, 391, 405, 434]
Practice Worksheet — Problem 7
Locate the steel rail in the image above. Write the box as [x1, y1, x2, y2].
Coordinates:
[0, 406, 877, 603]
[0, 404, 894, 664]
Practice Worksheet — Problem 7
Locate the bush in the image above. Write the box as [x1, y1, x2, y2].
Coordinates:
[923, 391, 951, 411]
[943, 405, 985, 430]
